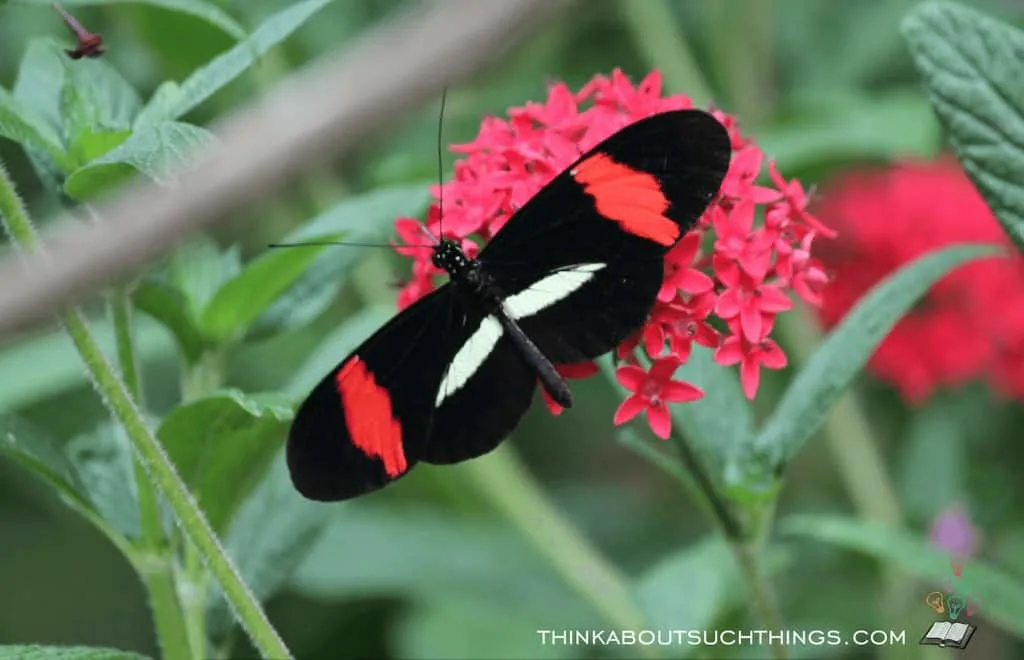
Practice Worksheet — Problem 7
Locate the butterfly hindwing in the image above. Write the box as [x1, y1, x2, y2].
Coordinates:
[287, 285, 469, 501]
[424, 330, 537, 465]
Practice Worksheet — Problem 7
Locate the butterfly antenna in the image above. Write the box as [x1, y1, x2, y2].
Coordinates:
[268, 241, 433, 249]
[435, 87, 448, 243]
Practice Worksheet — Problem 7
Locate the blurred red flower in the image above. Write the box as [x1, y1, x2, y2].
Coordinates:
[814, 157, 1024, 404]
[392, 70, 831, 439]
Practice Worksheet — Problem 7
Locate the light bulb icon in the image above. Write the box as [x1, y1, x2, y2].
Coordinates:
[925, 591, 946, 615]
[948, 594, 966, 620]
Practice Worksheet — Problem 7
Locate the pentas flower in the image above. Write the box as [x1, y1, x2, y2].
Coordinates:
[392, 70, 831, 439]
[814, 157, 1024, 404]
[929, 503, 980, 577]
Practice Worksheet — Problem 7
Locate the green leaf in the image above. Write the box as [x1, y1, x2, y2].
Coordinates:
[132, 280, 207, 364]
[63, 121, 214, 199]
[12, 0, 247, 42]
[167, 238, 241, 319]
[290, 505, 592, 624]
[783, 514, 1024, 639]
[0, 416, 93, 514]
[0, 417, 131, 550]
[197, 236, 343, 344]
[66, 422, 140, 538]
[58, 56, 142, 133]
[636, 537, 737, 637]
[903, 2, 1024, 252]
[206, 455, 332, 641]
[729, 243, 1002, 495]
[0, 315, 176, 411]
[759, 90, 941, 172]
[283, 305, 393, 399]
[147, 0, 335, 122]
[670, 345, 753, 471]
[13, 39, 66, 134]
[0, 646, 150, 660]
[157, 389, 292, 532]
[0, 87, 71, 170]
[203, 182, 430, 343]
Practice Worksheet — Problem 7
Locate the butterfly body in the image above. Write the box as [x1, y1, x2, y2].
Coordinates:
[287, 109, 731, 501]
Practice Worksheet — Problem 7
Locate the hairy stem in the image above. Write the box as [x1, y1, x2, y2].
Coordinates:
[110, 286, 193, 659]
[0, 161, 291, 660]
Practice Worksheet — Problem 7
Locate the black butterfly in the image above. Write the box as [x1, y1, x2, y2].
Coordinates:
[288, 109, 731, 501]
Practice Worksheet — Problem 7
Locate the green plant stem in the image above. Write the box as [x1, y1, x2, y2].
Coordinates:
[0, 161, 292, 660]
[110, 287, 193, 660]
[667, 430, 786, 659]
[777, 304, 918, 660]
[619, 0, 713, 105]
[177, 348, 227, 659]
[462, 446, 657, 657]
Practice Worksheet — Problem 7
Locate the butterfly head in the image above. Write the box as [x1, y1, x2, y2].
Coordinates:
[431, 237, 470, 275]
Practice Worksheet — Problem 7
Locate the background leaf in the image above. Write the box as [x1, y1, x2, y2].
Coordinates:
[145, 0, 335, 122]
[156, 389, 292, 532]
[903, 1, 1024, 252]
[208, 182, 430, 342]
[0, 646, 150, 660]
[728, 243, 1001, 495]
[66, 422, 140, 539]
[0, 87, 70, 169]
[63, 121, 214, 199]
[783, 514, 1024, 638]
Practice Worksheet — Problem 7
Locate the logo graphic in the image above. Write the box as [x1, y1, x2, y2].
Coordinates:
[919, 563, 980, 650]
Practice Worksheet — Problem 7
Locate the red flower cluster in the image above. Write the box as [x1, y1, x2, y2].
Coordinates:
[815, 157, 1024, 403]
[392, 70, 831, 439]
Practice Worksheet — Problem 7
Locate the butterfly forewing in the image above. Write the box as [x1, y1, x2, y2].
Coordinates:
[478, 110, 731, 363]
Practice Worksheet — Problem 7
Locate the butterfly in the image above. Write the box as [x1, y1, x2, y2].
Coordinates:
[287, 109, 732, 501]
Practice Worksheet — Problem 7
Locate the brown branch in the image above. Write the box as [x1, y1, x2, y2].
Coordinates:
[0, 0, 556, 339]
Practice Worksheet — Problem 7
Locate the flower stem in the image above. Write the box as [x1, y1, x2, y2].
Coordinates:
[110, 286, 193, 659]
[618, 0, 713, 105]
[668, 430, 786, 658]
[0, 161, 291, 660]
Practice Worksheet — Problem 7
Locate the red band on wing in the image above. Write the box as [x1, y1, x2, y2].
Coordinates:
[336, 357, 407, 477]
[572, 152, 679, 246]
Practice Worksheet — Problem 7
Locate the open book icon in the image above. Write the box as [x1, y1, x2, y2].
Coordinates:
[919, 621, 976, 649]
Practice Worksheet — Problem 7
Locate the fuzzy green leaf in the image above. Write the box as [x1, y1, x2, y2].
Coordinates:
[0, 87, 71, 170]
[0, 646, 150, 660]
[729, 243, 1002, 495]
[203, 182, 430, 343]
[63, 121, 214, 199]
[783, 514, 1024, 639]
[66, 423, 140, 538]
[903, 2, 1024, 252]
[156, 389, 292, 532]
[0, 416, 93, 513]
[132, 280, 207, 364]
[143, 0, 334, 122]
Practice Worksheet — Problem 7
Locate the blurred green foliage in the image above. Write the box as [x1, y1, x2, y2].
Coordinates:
[2, 1, 1024, 659]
